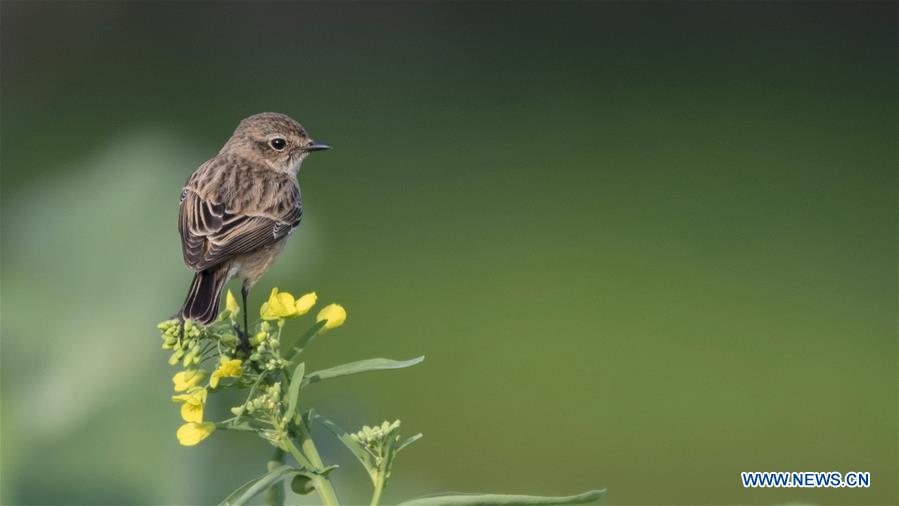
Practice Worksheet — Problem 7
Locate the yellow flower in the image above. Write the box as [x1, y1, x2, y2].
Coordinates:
[260, 288, 317, 320]
[172, 387, 207, 423]
[260, 288, 295, 320]
[180, 403, 203, 423]
[176, 422, 215, 446]
[225, 289, 240, 317]
[173, 369, 206, 392]
[210, 356, 243, 388]
[294, 292, 317, 315]
[316, 304, 347, 331]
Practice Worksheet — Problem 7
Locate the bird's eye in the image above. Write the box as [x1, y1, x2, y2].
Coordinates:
[270, 138, 287, 150]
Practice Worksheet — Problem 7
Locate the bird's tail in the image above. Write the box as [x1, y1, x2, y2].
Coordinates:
[181, 267, 229, 325]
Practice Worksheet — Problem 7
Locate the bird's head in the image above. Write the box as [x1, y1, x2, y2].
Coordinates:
[222, 112, 330, 174]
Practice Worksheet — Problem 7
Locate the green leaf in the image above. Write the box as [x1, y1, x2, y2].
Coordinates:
[216, 421, 258, 432]
[303, 356, 425, 386]
[381, 421, 399, 474]
[219, 465, 302, 506]
[284, 320, 327, 353]
[397, 433, 423, 452]
[397, 490, 607, 506]
[286, 362, 305, 422]
[220, 477, 260, 506]
[314, 413, 374, 473]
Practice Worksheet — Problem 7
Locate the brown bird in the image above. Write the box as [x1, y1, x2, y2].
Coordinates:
[178, 112, 330, 344]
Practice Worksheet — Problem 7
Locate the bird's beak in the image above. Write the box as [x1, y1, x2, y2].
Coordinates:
[305, 142, 331, 152]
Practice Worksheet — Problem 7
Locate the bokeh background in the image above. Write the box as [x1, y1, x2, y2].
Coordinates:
[1, 1, 896, 505]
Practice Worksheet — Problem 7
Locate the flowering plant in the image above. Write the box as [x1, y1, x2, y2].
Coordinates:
[159, 287, 605, 505]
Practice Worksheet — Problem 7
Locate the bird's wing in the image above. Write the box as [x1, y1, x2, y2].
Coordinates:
[178, 169, 302, 272]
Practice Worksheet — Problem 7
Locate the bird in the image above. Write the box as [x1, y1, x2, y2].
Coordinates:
[178, 112, 330, 347]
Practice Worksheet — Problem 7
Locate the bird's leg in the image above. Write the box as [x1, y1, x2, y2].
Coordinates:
[242, 285, 250, 338]
[236, 285, 251, 354]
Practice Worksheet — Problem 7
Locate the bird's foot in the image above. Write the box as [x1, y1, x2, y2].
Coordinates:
[235, 324, 252, 356]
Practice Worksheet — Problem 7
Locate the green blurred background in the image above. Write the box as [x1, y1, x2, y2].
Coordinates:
[1, 1, 896, 504]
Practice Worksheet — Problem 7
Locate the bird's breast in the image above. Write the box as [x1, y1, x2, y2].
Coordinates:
[233, 239, 289, 288]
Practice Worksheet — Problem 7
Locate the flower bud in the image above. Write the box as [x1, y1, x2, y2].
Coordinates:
[157, 319, 178, 331]
[225, 289, 240, 317]
[182, 349, 198, 368]
[168, 348, 185, 366]
[220, 333, 238, 347]
[250, 331, 266, 347]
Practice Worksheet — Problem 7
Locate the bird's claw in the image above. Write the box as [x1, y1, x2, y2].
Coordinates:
[235, 324, 251, 356]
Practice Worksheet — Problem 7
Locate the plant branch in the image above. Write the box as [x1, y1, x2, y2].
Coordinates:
[281, 435, 340, 505]
[300, 435, 340, 506]
[370, 471, 386, 506]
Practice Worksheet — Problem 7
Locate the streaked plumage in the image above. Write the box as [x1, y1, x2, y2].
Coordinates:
[178, 112, 329, 326]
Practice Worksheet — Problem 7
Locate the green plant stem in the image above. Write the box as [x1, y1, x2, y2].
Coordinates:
[281, 437, 314, 472]
[370, 471, 386, 506]
[282, 436, 340, 505]
[264, 448, 286, 506]
[214, 422, 257, 432]
[301, 436, 340, 506]
[311, 475, 340, 506]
